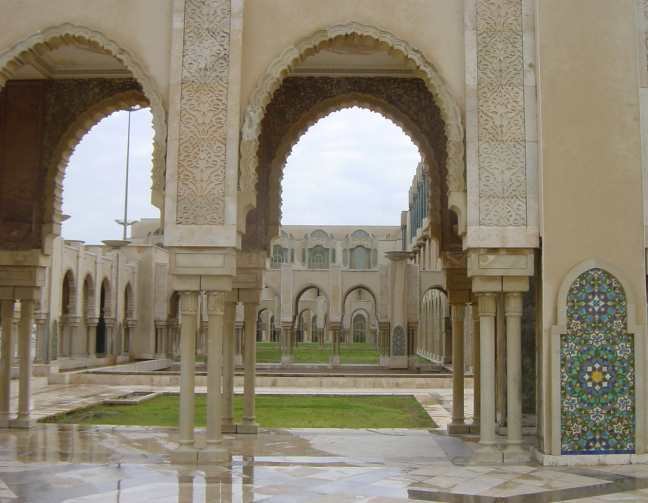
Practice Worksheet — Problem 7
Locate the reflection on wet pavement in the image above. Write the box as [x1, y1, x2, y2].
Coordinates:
[1, 424, 648, 501]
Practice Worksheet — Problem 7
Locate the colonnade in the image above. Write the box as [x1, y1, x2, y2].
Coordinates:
[446, 286, 529, 463]
[173, 288, 260, 464]
[0, 297, 35, 428]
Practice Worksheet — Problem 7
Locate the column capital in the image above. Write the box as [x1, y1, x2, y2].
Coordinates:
[86, 317, 99, 327]
[179, 291, 198, 315]
[206, 291, 225, 316]
[477, 292, 497, 317]
[504, 291, 524, 317]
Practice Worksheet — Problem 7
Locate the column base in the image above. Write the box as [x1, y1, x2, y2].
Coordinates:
[221, 420, 237, 434]
[470, 444, 503, 464]
[198, 445, 230, 464]
[170, 445, 199, 464]
[10, 416, 35, 429]
[469, 421, 480, 434]
[238, 420, 258, 434]
[328, 355, 340, 367]
[503, 444, 531, 464]
[447, 421, 470, 435]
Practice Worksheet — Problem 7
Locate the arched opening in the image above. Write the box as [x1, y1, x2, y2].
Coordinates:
[59, 270, 76, 358]
[419, 287, 450, 364]
[96, 279, 110, 356]
[0, 25, 166, 251]
[351, 312, 367, 343]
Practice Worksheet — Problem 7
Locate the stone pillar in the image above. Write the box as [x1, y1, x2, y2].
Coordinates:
[475, 293, 501, 463]
[67, 316, 81, 358]
[472, 301, 481, 433]
[0, 300, 14, 428]
[86, 317, 98, 358]
[154, 320, 168, 358]
[378, 321, 390, 366]
[222, 298, 236, 433]
[202, 291, 227, 463]
[280, 322, 293, 365]
[234, 320, 244, 367]
[504, 292, 527, 462]
[34, 314, 48, 364]
[448, 303, 467, 434]
[240, 300, 259, 434]
[174, 291, 198, 463]
[15, 299, 34, 428]
[104, 319, 115, 358]
[329, 322, 341, 366]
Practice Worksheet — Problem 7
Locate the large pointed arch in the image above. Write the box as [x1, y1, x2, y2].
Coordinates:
[0, 23, 168, 222]
[239, 22, 465, 223]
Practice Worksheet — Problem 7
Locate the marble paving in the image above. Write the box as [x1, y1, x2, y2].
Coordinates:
[2, 381, 648, 501]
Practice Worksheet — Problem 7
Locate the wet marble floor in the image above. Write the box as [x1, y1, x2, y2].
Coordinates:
[2, 424, 648, 502]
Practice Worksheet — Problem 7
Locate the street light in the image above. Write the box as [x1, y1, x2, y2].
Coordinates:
[115, 106, 142, 240]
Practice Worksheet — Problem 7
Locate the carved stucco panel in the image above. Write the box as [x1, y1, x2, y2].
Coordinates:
[476, 0, 527, 226]
[176, 0, 231, 225]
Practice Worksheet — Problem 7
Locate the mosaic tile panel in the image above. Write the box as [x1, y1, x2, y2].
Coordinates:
[561, 268, 635, 455]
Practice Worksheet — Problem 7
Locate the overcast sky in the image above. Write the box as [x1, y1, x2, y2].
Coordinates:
[62, 106, 420, 243]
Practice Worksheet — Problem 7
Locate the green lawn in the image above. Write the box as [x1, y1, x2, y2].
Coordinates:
[43, 394, 435, 429]
[256, 342, 380, 364]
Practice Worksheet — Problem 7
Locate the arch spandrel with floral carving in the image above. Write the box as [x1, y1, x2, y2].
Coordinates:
[560, 268, 635, 455]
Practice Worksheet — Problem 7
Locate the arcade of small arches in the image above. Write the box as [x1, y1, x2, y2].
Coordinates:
[0, 1, 647, 472]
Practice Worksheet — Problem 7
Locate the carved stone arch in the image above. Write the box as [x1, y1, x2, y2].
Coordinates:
[45, 89, 150, 241]
[292, 284, 330, 327]
[264, 92, 443, 243]
[240, 22, 465, 242]
[0, 23, 168, 212]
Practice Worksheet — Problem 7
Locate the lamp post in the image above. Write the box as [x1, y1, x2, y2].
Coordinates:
[115, 106, 141, 240]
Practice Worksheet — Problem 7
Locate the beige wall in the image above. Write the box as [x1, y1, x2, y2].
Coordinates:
[240, 0, 465, 111]
[537, 0, 646, 450]
[0, 0, 173, 106]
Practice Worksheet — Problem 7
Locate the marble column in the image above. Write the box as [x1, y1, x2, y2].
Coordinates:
[448, 303, 467, 434]
[86, 317, 98, 358]
[234, 320, 244, 367]
[104, 319, 115, 358]
[475, 293, 501, 462]
[280, 323, 293, 365]
[329, 323, 341, 366]
[34, 314, 48, 364]
[67, 316, 81, 358]
[202, 291, 227, 463]
[240, 301, 259, 434]
[504, 292, 527, 461]
[472, 301, 481, 433]
[15, 299, 34, 428]
[173, 291, 198, 463]
[0, 300, 14, 428]
[222, 299, 236, 433]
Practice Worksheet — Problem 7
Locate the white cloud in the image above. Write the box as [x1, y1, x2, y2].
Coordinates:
[62, 109, 158, 244]
[281, 107, 421, 226]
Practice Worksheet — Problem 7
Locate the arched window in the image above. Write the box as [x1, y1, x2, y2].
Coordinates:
[272, 245, 289, 268]
[352, 314, 367, 343]
[308, 245, 329, 269]
[349, 245, 371, 269]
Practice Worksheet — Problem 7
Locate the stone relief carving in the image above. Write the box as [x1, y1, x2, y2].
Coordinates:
[239, 22, 465, 216]
[175, 0, 231, 225]
[476, 0, 527, 226]
[248, 76, 452, 251]
[0, 24, 167, 211]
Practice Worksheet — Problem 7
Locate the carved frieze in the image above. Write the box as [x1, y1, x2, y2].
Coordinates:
[476, 0, 527, 226]
[175, 0, 231, 225]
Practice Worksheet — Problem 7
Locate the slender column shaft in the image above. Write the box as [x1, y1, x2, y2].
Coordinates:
[206, 292, 224, 445]
[472, 302, 481, 428]
[87, 320, 97, 357]
[242, 302, 258, 429]
[449, 303, 465, 433]
[178, 291, 197, 447]
[0, 301, 14, 427]
[505, 292, 524, 447]
[478, 293, 497, 446]
[17, 299, 34, 425]
[222, 301, 236, 430]
[34, 316, 47, 364]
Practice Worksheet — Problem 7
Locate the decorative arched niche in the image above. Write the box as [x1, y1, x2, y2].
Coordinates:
[551, 261, 646, 458]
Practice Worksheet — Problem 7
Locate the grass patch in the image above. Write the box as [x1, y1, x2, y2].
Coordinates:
[256, 342, 380, 364]
[43, 394, 435, 429]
